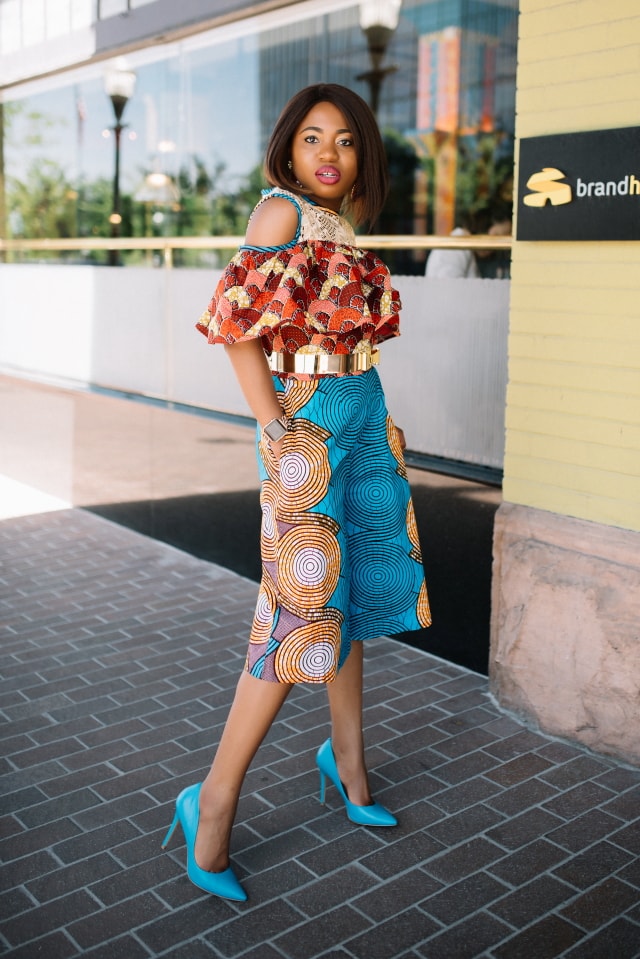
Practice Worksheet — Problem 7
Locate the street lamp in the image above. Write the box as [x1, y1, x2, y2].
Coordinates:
[356, 0, 402, 116]
[104, 66, 136, 266]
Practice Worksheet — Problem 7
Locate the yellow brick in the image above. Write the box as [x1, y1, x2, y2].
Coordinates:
[517, 75, 640, 113]
[516, 100, 640, 137]
[505, 430, 640, 475]
[508, 334, 640, 369]
[504, 408, 640, 449]
[509, 285, 640, 319]
[512, 243, 640, 266]
[511, 309, 640, 343]
[518, 18, 640, 64]
[511, 261, 640, 291]
[508, 358, 640, 396]
[517, 46, 640, 87]
[509, 309, 638, 341]
[502, 451, 639, 501]
[502, 474, 640, 531]
[506, 382, 638, 423]
[523, 0, 640, 36]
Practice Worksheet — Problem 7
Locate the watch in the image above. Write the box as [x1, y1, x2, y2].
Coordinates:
[263, 416, 288, 443]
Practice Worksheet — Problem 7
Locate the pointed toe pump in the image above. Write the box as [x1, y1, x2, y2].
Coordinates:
[316, 739, 398, 827]
[162, 783, 247, 902]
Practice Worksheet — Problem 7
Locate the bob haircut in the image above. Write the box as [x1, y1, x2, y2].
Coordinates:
[264, 83, 389, 229]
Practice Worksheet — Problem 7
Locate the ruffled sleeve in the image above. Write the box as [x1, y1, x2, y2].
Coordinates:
[196, 241, 402, 353]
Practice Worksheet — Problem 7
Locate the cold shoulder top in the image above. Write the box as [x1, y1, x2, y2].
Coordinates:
[196, 188, 401, 373]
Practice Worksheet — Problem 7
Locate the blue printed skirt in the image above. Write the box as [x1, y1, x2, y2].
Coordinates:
[246, 368, 431, 684]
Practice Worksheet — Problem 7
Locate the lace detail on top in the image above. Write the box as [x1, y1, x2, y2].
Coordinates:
[196, 189, 402, 377]
[242, 189, 356, 250]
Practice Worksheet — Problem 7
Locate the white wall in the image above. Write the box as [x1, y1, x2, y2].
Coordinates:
[0, 264, 509, 468]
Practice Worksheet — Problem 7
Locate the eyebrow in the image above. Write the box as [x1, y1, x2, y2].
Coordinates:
[300, 125, 352, 134]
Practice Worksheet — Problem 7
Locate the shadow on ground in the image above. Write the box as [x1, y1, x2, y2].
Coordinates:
[86, 475, 499, 675]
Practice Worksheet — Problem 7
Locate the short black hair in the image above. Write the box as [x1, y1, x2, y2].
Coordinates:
[264, 83, 388, 229]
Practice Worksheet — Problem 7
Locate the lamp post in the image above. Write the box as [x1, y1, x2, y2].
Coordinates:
[356, 0, 402, 116]
[104, 66, 136, 266]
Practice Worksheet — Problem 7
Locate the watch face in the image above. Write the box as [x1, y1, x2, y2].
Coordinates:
[264, 419, 287, 442]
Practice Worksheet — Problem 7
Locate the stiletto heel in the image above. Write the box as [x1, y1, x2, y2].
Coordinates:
[161, 784, 247, 902]
[161, 810, 179, 849]
[315, 738, 397, 827]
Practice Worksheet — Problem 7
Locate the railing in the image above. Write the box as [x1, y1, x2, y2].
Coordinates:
[0, 233, 512, 266]
[0, 233, 511, 483]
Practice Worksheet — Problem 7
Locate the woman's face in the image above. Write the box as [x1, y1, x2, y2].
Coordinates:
[290, 101, 358, 212]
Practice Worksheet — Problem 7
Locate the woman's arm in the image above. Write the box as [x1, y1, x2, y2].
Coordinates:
[223, 196, 300, 458]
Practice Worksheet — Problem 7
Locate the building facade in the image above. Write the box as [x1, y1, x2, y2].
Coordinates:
[0, 0, 517, 273]
[490, 0, 640, 765]
[1, 0, 639, 765]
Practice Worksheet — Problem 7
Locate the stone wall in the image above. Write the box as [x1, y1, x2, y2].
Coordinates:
[490, 503, 640, 765]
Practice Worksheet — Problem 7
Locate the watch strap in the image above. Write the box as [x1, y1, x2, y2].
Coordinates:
[263, 417, 288, 442]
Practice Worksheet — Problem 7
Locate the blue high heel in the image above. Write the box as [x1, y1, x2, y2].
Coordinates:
[161, 783, 247, 902]
[316, 739, 398, 827]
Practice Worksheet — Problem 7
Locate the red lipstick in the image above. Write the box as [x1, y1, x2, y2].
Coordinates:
[315, 166, 341, 184]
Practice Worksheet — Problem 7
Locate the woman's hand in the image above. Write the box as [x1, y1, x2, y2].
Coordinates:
[266, 434, 286, 465]
[395, 425, 407, 450]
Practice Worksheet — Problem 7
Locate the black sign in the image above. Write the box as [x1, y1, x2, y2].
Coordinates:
[517, 126, 640, 241]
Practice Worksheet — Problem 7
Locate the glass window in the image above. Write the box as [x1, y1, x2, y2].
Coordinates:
[23, 0, 46, 46]
[0, 0, 21, 54]
[71, 0, 95, 29]
[46, 0, 71, 38]
[1, 0, 517, 271]
[98, 0, 128, 17]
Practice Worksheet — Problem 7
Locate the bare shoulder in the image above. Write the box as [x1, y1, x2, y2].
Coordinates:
[244, 196, 299, 247]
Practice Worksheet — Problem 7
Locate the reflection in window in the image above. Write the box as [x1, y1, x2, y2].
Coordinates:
[0, 0, 21, 54]
[98, 0, 128, 17]
[23, 0, 46, 46]
[71, 0, 94, 29]
[1, 0, 516, 272]
[46, 0, 72, 38]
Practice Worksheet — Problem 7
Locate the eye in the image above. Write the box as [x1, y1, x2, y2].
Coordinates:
[304, 134, 319, 143]
[337, 137, 354, 148]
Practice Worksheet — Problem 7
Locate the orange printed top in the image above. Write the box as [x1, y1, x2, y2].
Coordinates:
[196, 189, 401, 371]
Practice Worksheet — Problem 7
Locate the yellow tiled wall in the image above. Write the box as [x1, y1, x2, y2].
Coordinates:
[504, 0, 640, 531]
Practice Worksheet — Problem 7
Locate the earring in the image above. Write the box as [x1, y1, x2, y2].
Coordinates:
[288, 161, 303, 188]
[351, 183, 359, 201]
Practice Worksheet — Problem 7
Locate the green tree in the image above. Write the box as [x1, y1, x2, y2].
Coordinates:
[8, 160, 77, 239]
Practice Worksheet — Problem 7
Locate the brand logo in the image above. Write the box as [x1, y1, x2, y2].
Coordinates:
[576, 174, 640, 198]
[523, 168, 572, 207]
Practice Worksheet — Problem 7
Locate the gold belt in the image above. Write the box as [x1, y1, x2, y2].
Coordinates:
[267, 350, 379, 376]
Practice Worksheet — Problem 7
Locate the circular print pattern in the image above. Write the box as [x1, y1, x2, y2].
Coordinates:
[277, 523, 340, 615]
[406, 498, 421, 559]
[349, 539, 419, 614]
[250, 571, 278, 643]
[345, 466, 406, 536]
[417, 580, 432, 626]
[259, 481, 279, 564]
[387, 416, 408, 478]
[282, 379, 318, 417]
[317, 377, 369, 450]
[274, 618, 342, 683]
[277, 419, 331, 514]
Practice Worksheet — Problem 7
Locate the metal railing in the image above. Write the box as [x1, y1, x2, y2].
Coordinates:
[0, 233, 512, 267]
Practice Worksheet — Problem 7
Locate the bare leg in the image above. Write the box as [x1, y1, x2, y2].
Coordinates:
[326, 642, 372, 806]
[196, 670, 292, 872]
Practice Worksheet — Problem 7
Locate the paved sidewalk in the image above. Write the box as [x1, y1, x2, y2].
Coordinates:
[1, 508, 639, 959]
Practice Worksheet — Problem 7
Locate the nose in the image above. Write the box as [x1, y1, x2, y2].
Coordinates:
[319, 140, 338, 161]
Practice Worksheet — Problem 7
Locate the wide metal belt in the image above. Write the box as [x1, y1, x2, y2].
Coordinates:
[267, 350, 379, 375]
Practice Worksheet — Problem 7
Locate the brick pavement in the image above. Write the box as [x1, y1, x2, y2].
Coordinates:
[1, 508, 639, 959]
